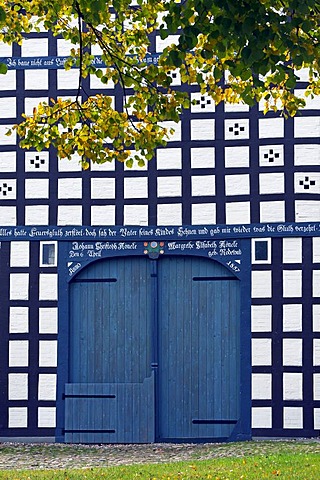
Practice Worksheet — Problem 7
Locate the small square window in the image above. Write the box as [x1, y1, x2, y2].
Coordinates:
[40, 242, 57, 267]
[252, 238, 271, 264]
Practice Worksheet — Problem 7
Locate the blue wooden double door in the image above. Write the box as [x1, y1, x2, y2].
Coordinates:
[65, 255, 241, 443]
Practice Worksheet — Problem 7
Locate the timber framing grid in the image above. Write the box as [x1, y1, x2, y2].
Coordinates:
[0, 24, 319, 442]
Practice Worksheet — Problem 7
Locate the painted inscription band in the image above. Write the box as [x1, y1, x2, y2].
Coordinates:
[0, 222, 318, 242]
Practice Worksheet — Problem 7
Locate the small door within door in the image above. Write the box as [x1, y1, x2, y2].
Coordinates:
[66, 256, 154, 443]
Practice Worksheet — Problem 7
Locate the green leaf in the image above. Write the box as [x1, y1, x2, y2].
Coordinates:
[0, 63, 8, 75]
[0, 7, 5, 23]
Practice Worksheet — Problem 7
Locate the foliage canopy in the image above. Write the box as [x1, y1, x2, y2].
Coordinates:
[1, 0, 320, 166]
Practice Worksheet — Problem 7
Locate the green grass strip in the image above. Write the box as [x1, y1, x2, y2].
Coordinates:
[1, 453, 320, 479]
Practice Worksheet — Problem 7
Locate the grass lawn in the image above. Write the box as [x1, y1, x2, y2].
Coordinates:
[0, 445, 319, 479]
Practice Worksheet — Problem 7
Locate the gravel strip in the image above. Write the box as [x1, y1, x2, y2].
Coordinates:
[0, 440, 319, 470]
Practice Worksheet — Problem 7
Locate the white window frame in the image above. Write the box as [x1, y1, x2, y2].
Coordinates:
[39, 241, 57, 267]
[251, 238, 272, 264]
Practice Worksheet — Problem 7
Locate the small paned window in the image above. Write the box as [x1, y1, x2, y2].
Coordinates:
[252, 238, 271, 264]
[40, 242, 57, 267]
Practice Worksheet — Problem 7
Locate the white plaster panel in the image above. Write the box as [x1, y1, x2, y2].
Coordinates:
[283, 270, 302, 298]
[295, 68, 310, 82]
[259, 118, 284, 138]
[57, 205, 82, 225]
[157, 177, 182, 197]
[25, 151, 49, 172]
[0, 206, 16, 225]
[294, 172, 320, 194]
[25, 70, 48, 90]
[124, 178, 148, 199]
[251, 407, 272, 429]
[259, 173, 285, 194]
[156, 35, 179, 52]
[157, 204, 182, 226]
[9, 307, 29, 333]
[39, 341, 57, 367]
[295, 201, 320, 222]
[24, 97, 48, 116]
[91, 44, 103, 55]
[191, 175, 215, 196]
[10, 273, 29, 300]
[25, 205, 49, 225]
[190, 147, 215, 169]
[224, 102, 249, 112]
[0, 43, 12, 56]
[191, 203, 216, 225]
[25, 179, 49, 199]
[91, 178, 115, 199]
[191, 92, 215, 113]
[314, 339, 320, 365]
[10, 241, 30, 267]
[224, 146, 250, 168]
[283, 304, 302, 332]
[190, 119, 215, 140]
[90, 74, 114, 89]
[314, 374, 320, 400]
[124, 155, 148, 171]
[251, 305, 272, 332]
[157, 148, 182, 170]
[0, 97, 16, 118]
[313, 237, 320, 263]
[39, 274, 58, 301]
[123, 205, 148, 226]
[0, 152, 16, 172]
[251, 338, 272, 365]
[283, 373, 303, 400]
[9, 340, 29, 367]
[57, 38, 74, 56]
[251, 271, 272, 298]
[282, 238, 302, 263]
[0, 125, 16, 145]
[314, 409, 320, 429]
[8, 374, 28, 400]
[294, 144, 320, 166]
[21, 38, 48, 56]
[252, 374, 272, 399]
[168, 69, 181, 86]
[260, 201, 285, 223]
[58, 178, 82, 199]
[313, 305, 320, 332]
[295, 117, 320, 137]
[294, 89, 320, 109]
[283, 407, 303, 429]
[58, 153, 82, 172]
[283, 338, 302, 366]
[38, 374, 57, 401]
[0, 70, 16, 90]
[57, 69, 80, 89]
[39, 307, 58, 334]
[159, 121, 181, 141]
[225, 174, 250, 196]
[8, 407, 28, 428]
[91, 205, 116, 226]
[0, 179, 16, 200]
[91, 159, 115, 171]
[38, 407, 56, 428]
[225, 202, 251, 224]
[224, 119, 249, 140]
[259, 145, 284, 167]
[313, 270, 320, 297]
